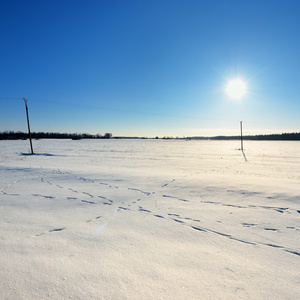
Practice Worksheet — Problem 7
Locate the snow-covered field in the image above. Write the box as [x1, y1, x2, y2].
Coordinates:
[1, 139, 299, 299]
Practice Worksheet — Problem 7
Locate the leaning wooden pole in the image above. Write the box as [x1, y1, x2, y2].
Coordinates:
[23, 98, 34, 154]
[240, 121, 243, 151]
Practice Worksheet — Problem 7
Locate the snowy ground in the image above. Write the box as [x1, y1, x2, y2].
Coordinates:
[1, 139, 299, 299]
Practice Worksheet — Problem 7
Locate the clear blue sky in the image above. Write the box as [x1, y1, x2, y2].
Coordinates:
[1, 0, 299, 137]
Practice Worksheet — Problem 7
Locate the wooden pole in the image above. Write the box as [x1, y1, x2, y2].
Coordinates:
[23, 98, 34, 154]
[240, 121, 243, 151]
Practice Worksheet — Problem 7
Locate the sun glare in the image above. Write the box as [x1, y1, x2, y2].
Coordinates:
[225, 78, 247, 100]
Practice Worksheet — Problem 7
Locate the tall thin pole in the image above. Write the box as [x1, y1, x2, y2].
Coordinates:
[23, 98, 34, 154]
[240, 121, 243, 151]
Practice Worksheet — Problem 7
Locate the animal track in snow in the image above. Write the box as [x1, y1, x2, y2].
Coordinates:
[168, 213, 180, 217]
[284, 250, 300, 256]
[32, 194, 55, 199]
[162, 195, 189, 202]
[135, 207, 300, 257]
[191, 226, 206, 232]
[81, 200, 96, 204]
[49, 227, 66, 232]
[154, 214, 165, 219]
[82, 192, 94, 198]
[172, 218, 185, 224]
[36, 227, 66, 237]
[86, 216, 102, 223]
[97, 196, 113, 203]
[118, 206, 130, 211]
[128, 187, 152, 196]
[242, 223, 257, 227]
[100, 182, 118, 189]
[138, 207, 151, 213]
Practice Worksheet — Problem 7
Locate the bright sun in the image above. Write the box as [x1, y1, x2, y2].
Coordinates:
[225, 78, 247, 100]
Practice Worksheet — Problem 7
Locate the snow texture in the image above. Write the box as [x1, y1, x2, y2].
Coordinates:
[1, 139, 299, 299]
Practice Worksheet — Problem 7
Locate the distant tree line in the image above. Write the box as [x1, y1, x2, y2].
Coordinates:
[1, 131, 300, 140]
[0, 131, 112, 140]
[208, 132, 300, 141]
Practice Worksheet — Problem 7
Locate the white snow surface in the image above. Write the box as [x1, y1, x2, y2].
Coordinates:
[1, 139, 299, 299]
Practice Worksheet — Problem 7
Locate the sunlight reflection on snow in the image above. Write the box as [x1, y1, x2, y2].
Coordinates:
[94, 210, 118, 235]
[94, 224, 105, 235]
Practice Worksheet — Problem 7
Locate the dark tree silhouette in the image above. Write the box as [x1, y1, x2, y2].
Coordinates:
[0, 131, 113, 140]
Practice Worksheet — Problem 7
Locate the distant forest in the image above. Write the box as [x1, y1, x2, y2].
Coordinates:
[190, 132, 300, 141]
[1, 131, 300, 141]
[0, 131, 112, 140]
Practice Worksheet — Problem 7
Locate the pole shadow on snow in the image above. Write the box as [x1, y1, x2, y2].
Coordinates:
[20, 153, 57, 157]
[242, 150, 247, 162]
